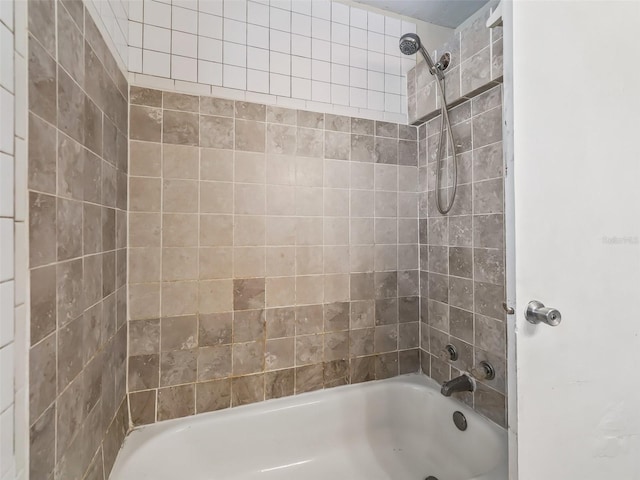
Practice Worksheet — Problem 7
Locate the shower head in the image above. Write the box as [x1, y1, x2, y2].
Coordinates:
[399, 32, 421, 56]
[399, 32, 443, 80]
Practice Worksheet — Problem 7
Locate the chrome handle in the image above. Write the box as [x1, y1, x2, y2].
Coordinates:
[525, 300, 562, 326]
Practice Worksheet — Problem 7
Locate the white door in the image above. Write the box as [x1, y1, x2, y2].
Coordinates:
[505, 1, 640, 478]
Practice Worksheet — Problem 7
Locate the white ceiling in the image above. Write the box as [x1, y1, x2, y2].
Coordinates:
[352, 0, 490, 28]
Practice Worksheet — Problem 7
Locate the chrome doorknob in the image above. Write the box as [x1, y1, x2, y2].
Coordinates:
[525, 300, 562, 326]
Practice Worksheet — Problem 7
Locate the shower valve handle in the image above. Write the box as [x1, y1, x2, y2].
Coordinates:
[525, 300, 562, 326]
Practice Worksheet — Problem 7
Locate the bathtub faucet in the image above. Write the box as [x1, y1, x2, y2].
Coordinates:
[440, 374, 475, 397]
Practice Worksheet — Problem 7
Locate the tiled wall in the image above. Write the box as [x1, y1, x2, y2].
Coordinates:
[0, 1, 28, 479]
[127, 87, 420, 425]
[128, 0, 419, 122]
[418, 85, 506, 427]
[84, 0, 130, 70]
[27, 1, 130, 478]
[407, 5, 503, 124]
[412, 3, 507, 427]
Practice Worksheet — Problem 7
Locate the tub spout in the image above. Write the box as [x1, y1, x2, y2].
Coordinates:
[441, 374, 475, 397]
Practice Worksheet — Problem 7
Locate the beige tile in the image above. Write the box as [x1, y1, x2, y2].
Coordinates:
[295, 187, 323, 216]
[232, 341, 264, 375]
[295, 157, 323, 186]
[164, 92, 199, 112]
[163, 144, 199, 179]
[129, 283, 160, 320]
[129, 247, 161, 283]
[265, 338, 295, 370]
[196, 379, 231, 413]
[162, 281, 198, 316]
[266, 217, 296, 246]
[296, 246, 323, 275]
[235, 120, 266, 152]
[233, 278, 265, 311]
[296, 275, 323, 305]
[163, 110, 199, 146]
[201, 148, 233, 181]
[234, 183, 265, 215]
[130, 141, 161, 177]
[324, 159, 350, 188]
[197, 345, 232, 381]
[233, 247, 266, 277]
[324, 274, 350, 302]
[162, 247, 198, 281]
[200, 181, 233, 214]
[295, 334, 323, 365]
[324, 246, 349, 274]
[295, 217, 323, 245]
[267, 105, 296, 125]
[199, 313, 232, 346]
[234, 151, 266, 183]
[235, 101, 266, 121]
[266, 277, 295, 307]
[266, 185, 295, 215]
[267, 124, 297, 155]
[163, 214, 199, 247]
[324, 217, 349, 245]
[233, 309, 265, 342]
[198, 279, 233, 313]
[324, 188, 349, 217]
[130, 105, 162, 142]
[266, 247, 295, 276]
[200, 214, 233, 246]
[200, 115, 234, 149]
[199, 247, 233, 279]
[130, 213, 161, 247]
[131, 87, 162, 107]
[266, 154, 295, 185]
[231, 374, 264, 406]
[200, 97, 234, 117]
[324, 331, 349, 361]
[163, 179, 198, 213]
[233, 215, 265, 246]
[296, 127, 324, 158]
[157, 385, 195, 421]
[130, 177, 161, 211]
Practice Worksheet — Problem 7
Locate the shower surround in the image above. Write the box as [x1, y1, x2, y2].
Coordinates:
[408, 6, 507, 427]
[27, 1, 129, 478]
[127, 91, 420, 425]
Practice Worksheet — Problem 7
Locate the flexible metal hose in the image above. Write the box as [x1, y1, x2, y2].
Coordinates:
[433, 73, 457, 215]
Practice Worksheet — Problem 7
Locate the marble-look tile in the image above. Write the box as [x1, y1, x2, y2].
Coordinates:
[196, 379, 231, 413]
[265, 369, 295, 399]
[348, 134, 372, 163]
[28, 114, 57, 193]
[295, 364, 324, 393]
[199, 313, 232, 346]
[233, 278, 266, 310]
[163, 110, 199, 146]
[267, 106, 297, 125]
[266, 124, 296, 155]
[350, 355, 375, 383]
[129, 390, 157, 426]
[197, 345, 232, 381]
[200, 97, 234, 116]
[128, 354, 159, 391]
[235, 101, 266, 121]
[231, 374, 264, 406]
[200, 115, 234, 149]
[164, 92, 199, 112]
[399, 349, 420, 374]
[160, 349, 197, 386]
[475, 383, 506, 427]
[130, 106, 162, 142]
[29, 37, 57, 127]
[130, 87, 162, 107]
[29, 334, 57, 423]
[235, 120, 266, 152]
[296, 127, 323, 158]
[375, 352, 399, 379]
[297, 110, 324, 129]
[157, 384, 195, 421]
[29, 404, 55, 480]
[30, 265, 56, 344]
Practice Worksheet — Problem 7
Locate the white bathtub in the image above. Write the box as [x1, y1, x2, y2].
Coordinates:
[110, 374, 507, 480]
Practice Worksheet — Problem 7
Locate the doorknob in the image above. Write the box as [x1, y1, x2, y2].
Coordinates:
[525, 300, 562, 326]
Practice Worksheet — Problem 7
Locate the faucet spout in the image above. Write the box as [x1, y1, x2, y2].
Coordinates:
[441, 374, 475, 397]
